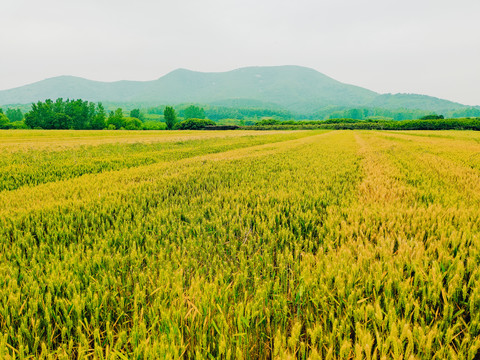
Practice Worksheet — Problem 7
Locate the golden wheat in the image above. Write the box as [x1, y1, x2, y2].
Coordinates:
[0, 129, 479, 359]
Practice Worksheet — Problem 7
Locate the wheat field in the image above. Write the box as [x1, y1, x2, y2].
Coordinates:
[1, 129, 480, 359]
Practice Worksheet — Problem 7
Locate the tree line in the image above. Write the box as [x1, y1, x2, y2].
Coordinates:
[1, 99, 213, 130]
[250, 117, 480, 131]
[2, 98, 480, 130]
[0, 108, 25, 129]
[12, 99, 153, 130]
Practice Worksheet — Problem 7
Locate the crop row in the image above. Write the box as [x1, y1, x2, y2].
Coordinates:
[0, 130, 480, 358]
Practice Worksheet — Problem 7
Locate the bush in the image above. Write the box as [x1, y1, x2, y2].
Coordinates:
[124, 117, 143, 130]
[255, 118, 281, 126]
[175, 118, 216, 130]
[9, 121, 28, 129]
[244, 118, 480, 131]
[420, 114, 444, 120]
[0, 114, 10, 129]
[143, 121, 166, 130]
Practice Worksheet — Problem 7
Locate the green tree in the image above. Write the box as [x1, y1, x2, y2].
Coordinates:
[24, 100, 55, 129]
[23, 98, 104, 129]
[0, 113, 10, 129]
[52, 113, 73, 129]
[176, 118, 216, 130]
[6, 109, 24, 122]
[124, 117, 143, 130]
[255, 118, 280, 126]
[164, 106, 177, 130]
[91, 103, 106, 129]
[183, 105, 205, 120]
[130, 108, 143, 120]
[65, 99, 89, 129]
[420, 114, 444, 120]
[107, 108, 125, 129]
[53, 98, 65, 114]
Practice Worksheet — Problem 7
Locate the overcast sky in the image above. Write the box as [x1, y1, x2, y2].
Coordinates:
[1, 0, 479, 105]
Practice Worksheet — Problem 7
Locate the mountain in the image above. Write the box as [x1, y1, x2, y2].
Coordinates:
[368, 93, 466, 113]
[0, 76, 148, 105]
[130, 67, 378, 112]
[0, 65, 474, 114]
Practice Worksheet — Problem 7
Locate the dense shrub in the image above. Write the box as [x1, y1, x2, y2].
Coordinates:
[175, 118, 216, 130]
[246, 118, 480, 131]
[143, 120, 166, 130]
[124, 117, 143, 130]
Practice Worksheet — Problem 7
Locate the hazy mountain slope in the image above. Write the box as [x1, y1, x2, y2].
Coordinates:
[369, 93, 466, 112]
[0, 76, 149, 105]
[0, 66, 473, 114]
[0, 66, 378, 111]
[133, 66, 378, 112]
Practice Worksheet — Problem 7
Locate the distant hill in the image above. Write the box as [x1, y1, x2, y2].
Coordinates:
[0, 66, 476, 114]
[0, 76, 148, 105]
[130, 67, 378, 112]
[368, 93, 466, 113]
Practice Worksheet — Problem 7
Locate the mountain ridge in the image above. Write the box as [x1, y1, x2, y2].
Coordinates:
[0, 65, 475, 114]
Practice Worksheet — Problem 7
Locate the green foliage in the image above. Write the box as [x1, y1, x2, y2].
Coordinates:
[8, 121, 28, 129]
[24, 98, 105, 129]
[255, 118, 281, 126]
[450, 107, 480, 118]
[204, 105, 294, 121]
[0, 113, 10, 129]
[143, 113, 162, 122]
[24, 99, 54, 129]
[183, 105, 206, 120]
[107, 108, 125, 130]
[145, 105, 165, 115]
[320, 106, 433, 121]
[5, 108, 23, 122]
[142, 120, 166, 130]
[52, 112, 73, 129]
[15, 96, 480, 132]
[124, 117, 143, 130]
[91, 103, 106, 130]
[130, 108, 144, 120]
[247, 118, 480, 131]
[384, 117, 480, 130]
[420, 114, 445, 120]
[164, 106, 177, 130]
[175, 118, 216, 130]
